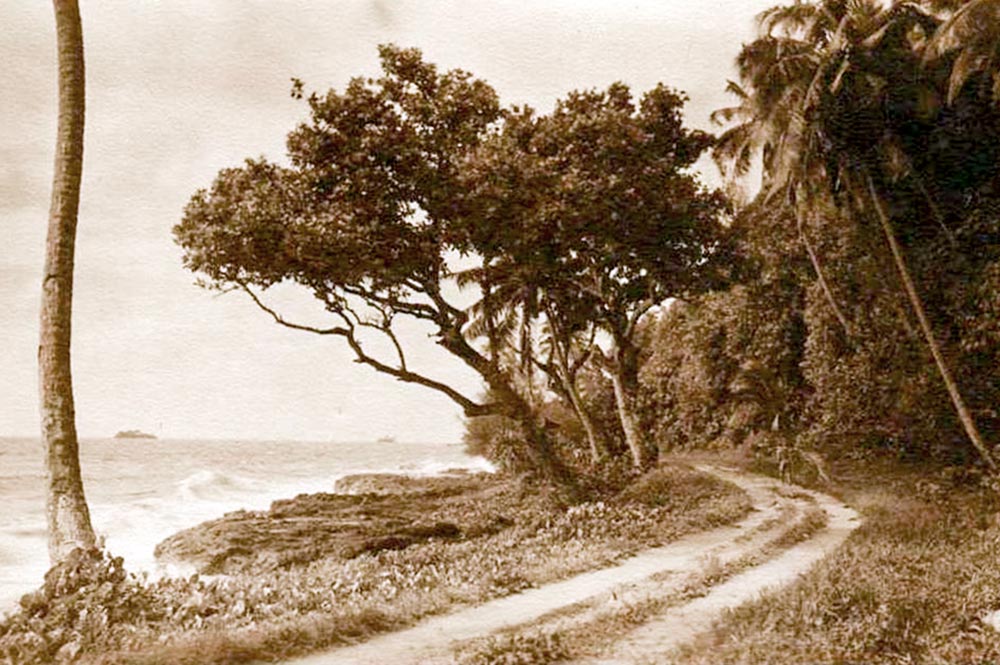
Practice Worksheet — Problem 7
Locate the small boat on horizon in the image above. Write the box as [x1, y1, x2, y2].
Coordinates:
[376, 435, 397, 444]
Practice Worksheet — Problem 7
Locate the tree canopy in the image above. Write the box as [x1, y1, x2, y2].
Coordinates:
[175, 44, 729, 481]
[455, 82, 730, 468]
[653, 0, 1000, 475]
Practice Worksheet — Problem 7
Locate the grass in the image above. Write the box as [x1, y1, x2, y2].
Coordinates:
[671, 452, 1000, 664]
[0, 464, 750, 665]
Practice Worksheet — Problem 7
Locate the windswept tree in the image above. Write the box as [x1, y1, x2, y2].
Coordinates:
[40, 0, 97, 563]
[457, 84, 730, 469]
[175, 46, 581, 490]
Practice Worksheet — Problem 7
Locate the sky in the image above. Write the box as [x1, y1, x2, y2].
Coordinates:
[1, 0, 774, 443]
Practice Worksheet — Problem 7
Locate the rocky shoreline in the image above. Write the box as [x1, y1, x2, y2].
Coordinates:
[153, 471, 516, 575]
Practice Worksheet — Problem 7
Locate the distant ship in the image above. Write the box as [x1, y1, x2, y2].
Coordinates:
[114, 429, 157, 440]
[376, 435, 397, 444]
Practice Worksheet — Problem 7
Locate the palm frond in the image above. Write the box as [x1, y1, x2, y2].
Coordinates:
[725, 79, 750, 101]
[712, 124, 757, 178]
[926, 0, 1000, 58]
[922, 0, 973, 12]
[454, 265, 485, 288]
[924, 0, 1000, 102]
[757, 1, 823, 37]
[710, 105, 745, 126]
[947, 47, 982, 102]
[861, 3, 939, 52]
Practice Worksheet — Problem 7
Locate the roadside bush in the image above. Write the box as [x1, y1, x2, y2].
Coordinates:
[674, 466, 1000, 664]
[638, 275, 807, 452]
[0, 548, 170, 664]
[457, 632, 568, 664]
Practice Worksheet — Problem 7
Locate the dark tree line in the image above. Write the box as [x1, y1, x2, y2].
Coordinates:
[642, 0, 1000, 476]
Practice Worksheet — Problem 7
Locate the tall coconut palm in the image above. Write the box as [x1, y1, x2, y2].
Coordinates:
[925, 0, 1000, 103]
[816, 2, 997, 472]
[717, 0, 998, 470]
[711, 4, 861, 334]
[40, 0, 97, 563]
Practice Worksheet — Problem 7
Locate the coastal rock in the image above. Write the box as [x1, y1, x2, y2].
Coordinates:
[154, 473, 508, 575]
[333, 470, 476, 495]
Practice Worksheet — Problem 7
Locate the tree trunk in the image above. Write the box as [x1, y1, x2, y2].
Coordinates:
[494, 381, 580, 495]
[513, 415, 581, 498]
[543, 311, 607, 464]
[609, 368, 649, 469]
[795, 203, 852, 337]
[605, 340, 654, 470]
[40, 0, 96, 564]
[439, 330, 581, 496]
[562, 375, 606, 464]
[866, 173, 998, 472]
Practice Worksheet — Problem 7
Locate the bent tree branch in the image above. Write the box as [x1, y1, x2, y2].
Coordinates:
[238, 283, 492, 417]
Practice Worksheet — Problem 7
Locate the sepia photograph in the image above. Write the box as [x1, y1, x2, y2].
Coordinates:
[2, 0, 1000, 662]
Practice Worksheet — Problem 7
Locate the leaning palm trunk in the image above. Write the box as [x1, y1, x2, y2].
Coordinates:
[40, 0, 96, 563]
[795, 204, 852, 336]
[866, 173, 998, 473]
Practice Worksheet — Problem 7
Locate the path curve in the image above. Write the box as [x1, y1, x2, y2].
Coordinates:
[574, 466, 860, 664]
[278, 466, 859, 665]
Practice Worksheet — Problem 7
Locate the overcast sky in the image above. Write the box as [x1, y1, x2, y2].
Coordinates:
[1, 1, 773, 442]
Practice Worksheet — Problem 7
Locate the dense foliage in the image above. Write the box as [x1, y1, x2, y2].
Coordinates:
[456, 83, 730, 469]
[638, 0, 1000, 472]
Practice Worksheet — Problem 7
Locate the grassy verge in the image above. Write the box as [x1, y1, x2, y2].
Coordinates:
[671, 452, 1000, 664]
[0, 465, 749, 665]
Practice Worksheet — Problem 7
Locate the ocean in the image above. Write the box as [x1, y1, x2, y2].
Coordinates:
[0, 436, 492, 615]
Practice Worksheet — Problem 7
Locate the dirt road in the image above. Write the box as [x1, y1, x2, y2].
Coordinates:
[280, 466, 859, 665]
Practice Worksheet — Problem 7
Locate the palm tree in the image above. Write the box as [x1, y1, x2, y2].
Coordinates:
[716, 0, 998, 470]
[539, 303, 608, 464]
[925, 0, 1000, 104]
[711, 7, 859, 335]
[40, 0, 97, 563]
[460, 258, 610, 464]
